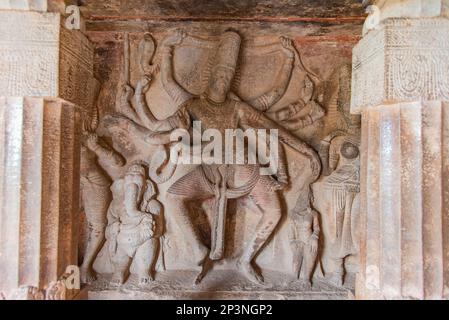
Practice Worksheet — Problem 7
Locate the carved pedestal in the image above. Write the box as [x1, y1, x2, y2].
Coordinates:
[0, 9, 95, 299]
[352, 9, 449, 299]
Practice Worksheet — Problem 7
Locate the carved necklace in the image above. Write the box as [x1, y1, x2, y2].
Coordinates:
[201, 95, 228, 114]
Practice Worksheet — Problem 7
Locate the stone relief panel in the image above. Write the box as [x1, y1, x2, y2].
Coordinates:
[79, 28, 361, 295]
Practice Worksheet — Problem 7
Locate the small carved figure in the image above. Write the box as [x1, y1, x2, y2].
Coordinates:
[289, 204, 320, 289]
[80, 105, 125, 284]
[106, 163, 161, 286]
[319, 133, 360, 286]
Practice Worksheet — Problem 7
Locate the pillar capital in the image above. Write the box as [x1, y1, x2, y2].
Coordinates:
[0, 9, 95, 112]
[352, 0, 449, 114]
[351, 16, 449, 113]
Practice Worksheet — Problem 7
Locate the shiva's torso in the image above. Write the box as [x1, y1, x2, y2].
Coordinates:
[186, 95, 239, 135]
[185, 96, 262, 194]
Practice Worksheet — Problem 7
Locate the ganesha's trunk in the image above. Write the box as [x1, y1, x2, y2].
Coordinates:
[149, 145, 178, 184]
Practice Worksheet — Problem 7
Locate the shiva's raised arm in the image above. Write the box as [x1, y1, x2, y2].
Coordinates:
[118, 83, 143, 126]
[134, 75, 191, 132]
[237, 102, 321, 180]
[247, 37, 295, 112]
[160, 30, 195, 108]
[280, 101, 325, 131]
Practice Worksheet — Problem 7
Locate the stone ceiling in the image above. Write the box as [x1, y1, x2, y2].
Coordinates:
[80, 0, 366, 37]
[80, 0, 365, 20]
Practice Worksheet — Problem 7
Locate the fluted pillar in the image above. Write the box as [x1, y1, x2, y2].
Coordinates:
[0, 3, 95, 300]
[352, 0, 449, 300]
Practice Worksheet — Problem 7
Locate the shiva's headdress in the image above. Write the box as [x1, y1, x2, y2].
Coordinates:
[212, 30, 242, 73]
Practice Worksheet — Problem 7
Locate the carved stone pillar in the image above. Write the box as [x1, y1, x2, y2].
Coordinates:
[0, 5, 95, 299]
[352, 0, 449, 300]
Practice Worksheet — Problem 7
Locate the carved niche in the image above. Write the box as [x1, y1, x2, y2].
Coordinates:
[79, 29, 361, 296]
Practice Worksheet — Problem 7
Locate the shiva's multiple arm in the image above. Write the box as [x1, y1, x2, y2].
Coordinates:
[133, 74, 192, 132]
[248, 55, 294, 112]
[237, 102, 321, 181]
[85, 133, 125, 178]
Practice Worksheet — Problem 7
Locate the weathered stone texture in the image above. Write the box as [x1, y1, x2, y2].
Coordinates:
[352, 18, 449, 113]
[0, 8, 95, 300]
[81, 0, 365, 19]
[353, 0, 449, 300]
[0, 0, 47, 11]
[0, 97, 81, 294]
[77, 23, 361, 300]
[0, 10, 95, 111]
[0, 11, 60, 97]
[357, 101, 449, 299]
[2, 0, 447, 301]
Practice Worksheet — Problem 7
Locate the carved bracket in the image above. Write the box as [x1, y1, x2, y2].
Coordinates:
[351, 18, 449, 113]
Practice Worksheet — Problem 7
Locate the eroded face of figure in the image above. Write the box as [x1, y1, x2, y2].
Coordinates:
[207, 66, 235, 103]
[341, 142, 359, 160]
[125, 164, 146, 189]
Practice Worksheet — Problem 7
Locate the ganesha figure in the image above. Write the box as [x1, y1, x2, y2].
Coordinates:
[106, 163, 163, 286]
[121, 29, 322, 285]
